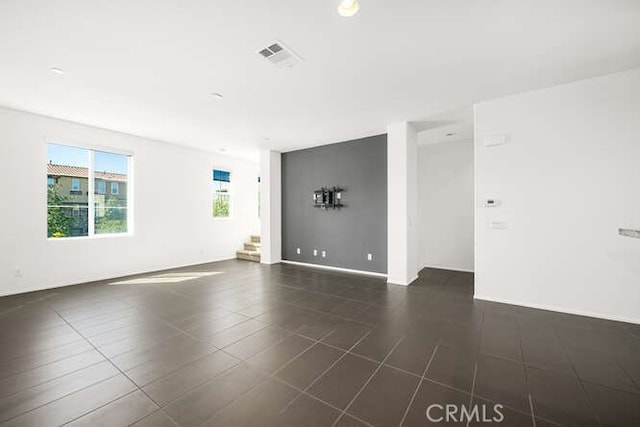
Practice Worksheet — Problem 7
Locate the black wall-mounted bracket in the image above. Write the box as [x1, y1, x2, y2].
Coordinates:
[313, 186, 344, 210]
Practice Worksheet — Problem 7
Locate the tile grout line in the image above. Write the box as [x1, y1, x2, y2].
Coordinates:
[110, 296, 254, 346]
[193, 328, 360, 427]
[271, 329, 337, 377]
[50, 308, 182, 427]
[466, 363, 478, 427]
[137, 352, 243, 414]
[331, 334, 407, 427]
[515, 309, 537, 425]
[59, 388, 154, 427]
[0, 335, 88, 364]
[266, 368, 376, 427]
[276, 327, 375, 415]
[0, 360, 125, 425]
[528, 394, 537, 427]
[398, 342, 441, 426]
[0, 367, 123, 424]
[0, 344, 98, 383]
[466, 296, 484, 427]
[549, 316, 605, 427]
[167, 275, 383, 327]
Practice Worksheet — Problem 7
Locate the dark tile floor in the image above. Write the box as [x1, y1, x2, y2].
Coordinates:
[1, 260, 639, 426]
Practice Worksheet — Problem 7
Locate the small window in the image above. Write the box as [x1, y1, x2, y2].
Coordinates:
[96, 180, 106, 194]
[47, 177, 55, 186]
[71, 178, 81, 191]
[111, 182, 119, 195]
[212, 169, 231, 218]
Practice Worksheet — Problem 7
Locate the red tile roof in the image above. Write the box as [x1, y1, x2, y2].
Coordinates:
[47, 164, 127, 182]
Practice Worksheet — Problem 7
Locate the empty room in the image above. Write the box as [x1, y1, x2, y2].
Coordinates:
[1, 1, 639, 426]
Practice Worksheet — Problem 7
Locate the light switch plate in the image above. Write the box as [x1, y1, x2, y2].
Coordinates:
[489, 220, 508, 229]
[484, 134, 508, 147]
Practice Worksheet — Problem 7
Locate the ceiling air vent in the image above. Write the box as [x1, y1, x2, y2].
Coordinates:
[257, 41, 303, 68]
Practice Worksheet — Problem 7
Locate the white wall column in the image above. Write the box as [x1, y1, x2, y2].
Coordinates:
[387, 122, 419, 285]
[260, 150, 282, 264]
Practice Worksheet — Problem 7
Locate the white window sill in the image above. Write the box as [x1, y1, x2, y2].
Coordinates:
[47, 232, 133, 241]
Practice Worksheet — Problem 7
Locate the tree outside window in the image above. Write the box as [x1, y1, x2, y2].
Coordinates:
[213, 169, 231, 218]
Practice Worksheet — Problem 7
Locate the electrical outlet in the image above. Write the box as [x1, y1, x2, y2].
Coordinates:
[321, 250, 326, 258]
[367, 254, 373, 261]
[313, 249, 318, 256]
[296, 248, 301, 254]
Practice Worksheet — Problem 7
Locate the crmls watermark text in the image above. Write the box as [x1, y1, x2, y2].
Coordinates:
[426, 403, 504, 423]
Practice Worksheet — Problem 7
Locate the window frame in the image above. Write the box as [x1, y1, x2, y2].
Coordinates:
[212, 167, 232, 220]
[71, 178, 81, 191]
[47, 141, 134, 240]
[96, 180, 106, 194]
[110, 182, 119, 195]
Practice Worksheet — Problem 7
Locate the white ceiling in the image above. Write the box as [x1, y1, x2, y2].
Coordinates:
[415, 106, 474, 146]
[1, 0, 640, 160]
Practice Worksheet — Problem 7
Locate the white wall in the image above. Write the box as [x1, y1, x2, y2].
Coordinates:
[387, 122, 419, 285]
[475, 68, 640, 324]
[418, 139, 474, 272]
[0, 107, 259, 296]
[259, 150, 281, 265]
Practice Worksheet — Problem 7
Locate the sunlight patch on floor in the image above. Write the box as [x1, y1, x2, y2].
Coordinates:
[109, 271, 222, 285]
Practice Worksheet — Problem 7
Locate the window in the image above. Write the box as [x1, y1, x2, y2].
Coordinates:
[47, 143, 131, 238]
[212, 169, 231, 218]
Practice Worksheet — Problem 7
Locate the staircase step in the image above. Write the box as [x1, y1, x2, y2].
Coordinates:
[236, 250, 260, 262]
[244, 242, 261, 251]
[250, 235, 261, 244]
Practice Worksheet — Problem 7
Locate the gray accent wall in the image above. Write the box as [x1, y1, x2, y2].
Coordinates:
[281, 134, 387, 273]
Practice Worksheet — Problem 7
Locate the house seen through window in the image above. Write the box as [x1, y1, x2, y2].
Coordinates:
[212, 169, 231, 218]
[47, 143, 131, 238]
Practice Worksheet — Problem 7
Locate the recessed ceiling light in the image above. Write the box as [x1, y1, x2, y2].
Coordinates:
[338, 0, 359, 17]
[219, 148, 227, 152]
[50, 67, 64, 75]
[263, 137, 271, 141]
[209, 93, 223, 100]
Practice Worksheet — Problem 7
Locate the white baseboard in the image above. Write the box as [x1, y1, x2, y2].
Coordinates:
[422, 264, 474, 273]
[387, 275, 419, 286]
[474, 294, 640, 325]
[280, 260, 387, 278]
